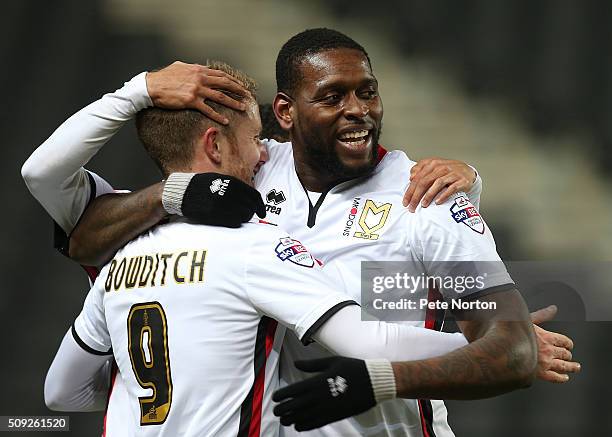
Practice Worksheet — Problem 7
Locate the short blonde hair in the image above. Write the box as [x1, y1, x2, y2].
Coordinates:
[136, 60, 258, 176]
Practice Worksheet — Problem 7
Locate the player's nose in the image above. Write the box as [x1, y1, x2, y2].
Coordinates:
[343, 93, 369, 119]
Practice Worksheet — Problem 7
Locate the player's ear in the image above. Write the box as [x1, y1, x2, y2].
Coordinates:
[202, 127, 222, 165]
[273, 92, 293, 131]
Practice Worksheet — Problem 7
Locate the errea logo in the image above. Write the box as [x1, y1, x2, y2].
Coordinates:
[265, 188, 286, 215]
[327, 376, 348, 397]
[266, 189, 286, 205]
[210, 178, 230, 196]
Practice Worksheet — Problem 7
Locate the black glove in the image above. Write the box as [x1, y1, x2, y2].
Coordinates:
[162, 173, 265, 227]
[272, 357, 377, 432]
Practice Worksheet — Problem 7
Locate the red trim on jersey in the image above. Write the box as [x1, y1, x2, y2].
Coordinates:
[418, 398, 438, 437]
[238, 317, 278, 437]
[418, 399, 432, 437]
[247, 319, 278, 437]
[376, 145, 388, 164]
[102, 362, 119, 437]
[257, 219, 277, 226]
[82, 265, 100, 283]
[424, 286, 444, 330]
[418, 285, 444, 437]
[264, 320, 277, 357]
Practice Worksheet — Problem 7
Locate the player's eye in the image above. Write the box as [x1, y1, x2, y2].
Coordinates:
[321, 94, 341, 104]
[360, 88, 378, 99]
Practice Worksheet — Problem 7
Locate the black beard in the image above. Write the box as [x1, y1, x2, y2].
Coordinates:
[301, 126, 382, 183]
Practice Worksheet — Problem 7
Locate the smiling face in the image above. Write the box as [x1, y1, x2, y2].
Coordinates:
[289, 48, 383, 182]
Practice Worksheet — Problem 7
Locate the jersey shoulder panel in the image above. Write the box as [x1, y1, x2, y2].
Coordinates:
[377, 149, 415, 173]
[53, 170, 115, 257]
[368, 149, 415, 193]
[411, 191, 487, 240]
[240, 220, 319, 259]
[406, 192, 513, 295]
[241, 223, 356, 342]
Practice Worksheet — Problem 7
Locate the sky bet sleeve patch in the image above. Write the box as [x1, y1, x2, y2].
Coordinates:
[275, 237, 315, 268]
[450, 194, 485, 234]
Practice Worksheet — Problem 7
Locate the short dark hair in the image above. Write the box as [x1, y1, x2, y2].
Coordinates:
[136, 60, 257, 176]
[276, 28, 371, 95]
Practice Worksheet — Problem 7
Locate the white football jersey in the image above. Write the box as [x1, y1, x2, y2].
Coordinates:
[47, 169, 134, 437]
[28, 68, 503, 437]
[73, 218, 356, 437]
[26, 73, 152, 437]
[255, 140, 512, 437]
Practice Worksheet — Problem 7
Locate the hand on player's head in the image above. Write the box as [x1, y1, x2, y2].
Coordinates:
[146, 61, 250, 125]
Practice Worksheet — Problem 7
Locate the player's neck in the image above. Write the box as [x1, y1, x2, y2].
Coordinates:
[180, 153, 219, 175]
[185, 153, 253, 184]
[293, 159, 354, 193]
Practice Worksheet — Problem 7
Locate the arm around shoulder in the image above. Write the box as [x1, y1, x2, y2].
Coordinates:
[22, 72, 151, 234]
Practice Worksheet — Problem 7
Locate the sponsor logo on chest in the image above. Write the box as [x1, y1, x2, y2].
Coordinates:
[342, 197, 362, 236]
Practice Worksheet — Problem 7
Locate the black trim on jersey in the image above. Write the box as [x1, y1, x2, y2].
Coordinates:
[301, 300, 359, 345]
[419, 399, 437, 437]
[53, 221, 70, 257]
[306, 191, 329, 228]
[456, 282, 516, 303]
[296, 177, 331, 228]
[53, 171, 97, 257]
[237, 316, 271, 437]
[71, 323, 112, 356]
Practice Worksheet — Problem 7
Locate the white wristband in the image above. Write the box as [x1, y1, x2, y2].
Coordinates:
[162, 173, 196, 216]
[364, 359, 397, 403]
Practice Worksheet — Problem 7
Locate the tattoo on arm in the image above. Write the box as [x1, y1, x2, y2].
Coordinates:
[69, 182, 167, 266]
[392, 290, 537, 400]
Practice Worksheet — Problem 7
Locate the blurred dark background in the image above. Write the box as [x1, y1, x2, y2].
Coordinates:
[330, 0, 612, 170]
[2, 0, 611, 435]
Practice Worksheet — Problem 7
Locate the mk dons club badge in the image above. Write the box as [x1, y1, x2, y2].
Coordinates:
[450, 195, 485, 234]
[354, 200, 392, 240]
[275, 237, 315, 268]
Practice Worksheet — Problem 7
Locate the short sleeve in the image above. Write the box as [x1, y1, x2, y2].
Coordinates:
[244, 229, 357, 344]
[53, 170, 128, 259]
[72, 272, 112, 355]
[465, 165, 482, 210]
[410, 192, 514, 300]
